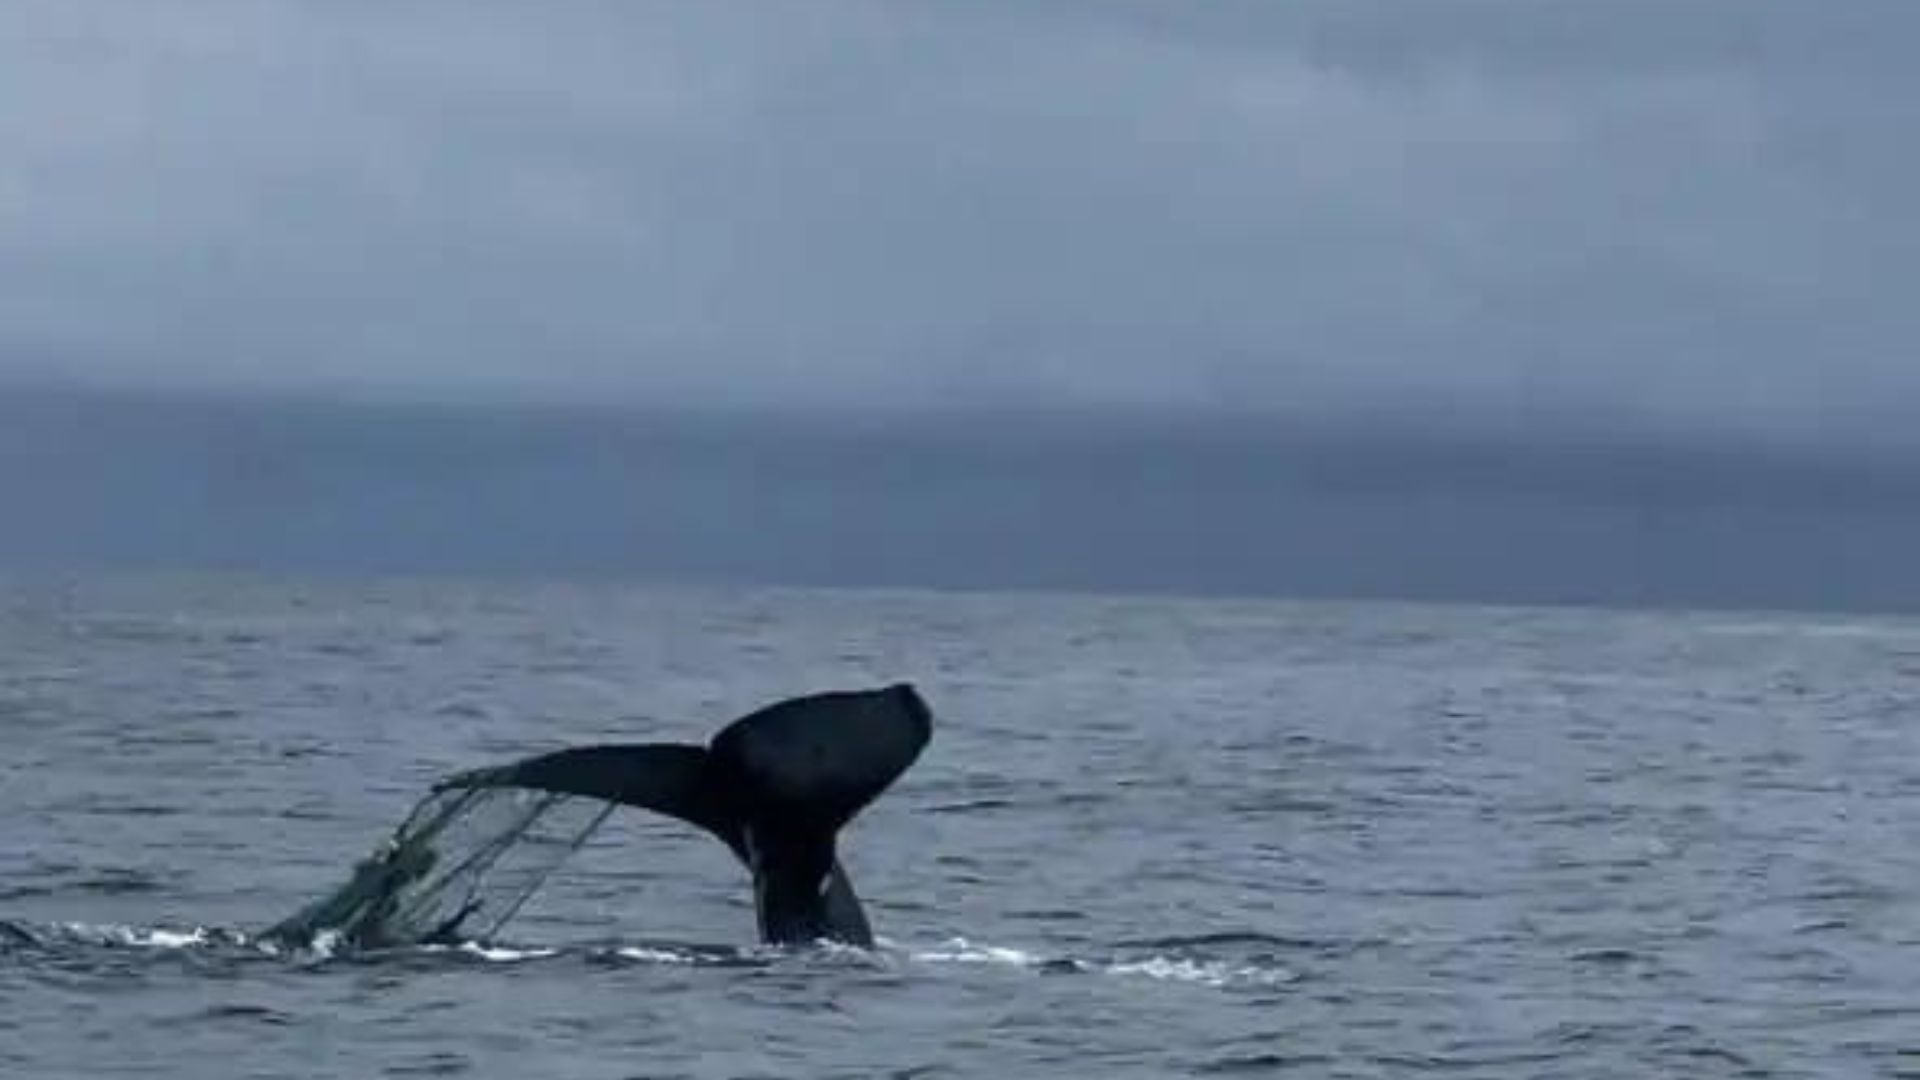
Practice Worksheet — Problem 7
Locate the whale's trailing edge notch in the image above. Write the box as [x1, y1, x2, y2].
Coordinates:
[440, 682, 932, 947]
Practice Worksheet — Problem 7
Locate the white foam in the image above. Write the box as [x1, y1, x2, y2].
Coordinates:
[910, 937, 1040, 967]
[1103, 956, 1297, 988]
[613, 945, 697, 964]
[308, 928, 343, 959]
[808, 939, 887, 964]
[455, 942, 557, 963]
[57, 922, 212, 949]
[906, 936, 1296, 988]
[33, 922, 1296, 989]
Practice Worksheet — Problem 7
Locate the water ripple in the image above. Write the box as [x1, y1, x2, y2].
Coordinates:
[4, 581, 1919, 1077]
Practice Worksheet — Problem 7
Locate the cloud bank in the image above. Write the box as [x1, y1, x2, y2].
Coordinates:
[2, 2, 1915, 445]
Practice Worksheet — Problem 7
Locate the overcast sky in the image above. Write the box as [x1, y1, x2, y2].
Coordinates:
[3, 1, 1916, 446]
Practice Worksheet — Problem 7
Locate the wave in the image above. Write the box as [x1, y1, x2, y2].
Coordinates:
[1111, 930, 1319, 951]
[902, 936, 1299, 988]
[0, 921, 1299, 989]
[0, 870, 171, 900]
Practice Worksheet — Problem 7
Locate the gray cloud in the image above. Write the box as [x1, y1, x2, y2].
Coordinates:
[2, 1, 1916, 443]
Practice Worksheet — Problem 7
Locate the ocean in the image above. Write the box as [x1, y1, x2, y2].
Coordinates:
[1, 575, 1916, 1078]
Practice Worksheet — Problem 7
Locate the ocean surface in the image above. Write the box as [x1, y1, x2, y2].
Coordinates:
[2, 576, 1916, 1078]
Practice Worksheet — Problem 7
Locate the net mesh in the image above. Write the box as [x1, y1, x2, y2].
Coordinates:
[267, 784, 615, 948]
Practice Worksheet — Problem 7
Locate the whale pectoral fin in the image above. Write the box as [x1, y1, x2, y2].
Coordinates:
[440, 743, 732, 840]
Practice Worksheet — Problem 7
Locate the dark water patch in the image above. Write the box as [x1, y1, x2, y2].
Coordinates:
[1007, 908, 1086, 923]
[917, 773, 1019, 797]
[9, 869, 175, 898]
[1369, 883, 1492, 900]
[1799, 879, 1899, 903]
[1806, 1003, 1920, 1026]
[115, 726, 227, 750]
[187, 1003, 294, 1026]
[1371, 1050, 1573, 1072]
[1225, 795, 1335, 814]
[925, 798, 1015, 815]
[383, 1052, 472, 1076]
[1221, 732, 1347, 755]
[311, 640, 377, 658]
[1114, 931, 1319, 952]
[1568, 947, 1646, 965]
[1542, 1021, 1634, 1045]
[1193, 1052, 1334, 1074]
[78, 870, 171, 895]
[1667, 1043, 1759, 1069]
[59, 802, 189, 819]
[278, 742, 340, 760]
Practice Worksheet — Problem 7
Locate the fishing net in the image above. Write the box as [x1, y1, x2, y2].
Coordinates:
[265, 783, 615, 949]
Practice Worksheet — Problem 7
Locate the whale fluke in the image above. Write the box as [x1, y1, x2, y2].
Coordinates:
[264, 684, 933, 951]
[441, 683, 933, 946]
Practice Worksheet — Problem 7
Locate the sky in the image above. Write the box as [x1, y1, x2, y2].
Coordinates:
[4, 4, 1919, 610]
[3, 1, 1917, 447]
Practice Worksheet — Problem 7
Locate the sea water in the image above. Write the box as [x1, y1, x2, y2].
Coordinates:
[2, 576, 1916, 1077]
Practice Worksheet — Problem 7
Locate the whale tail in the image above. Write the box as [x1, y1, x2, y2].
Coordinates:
[439, 683, 933, 946]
